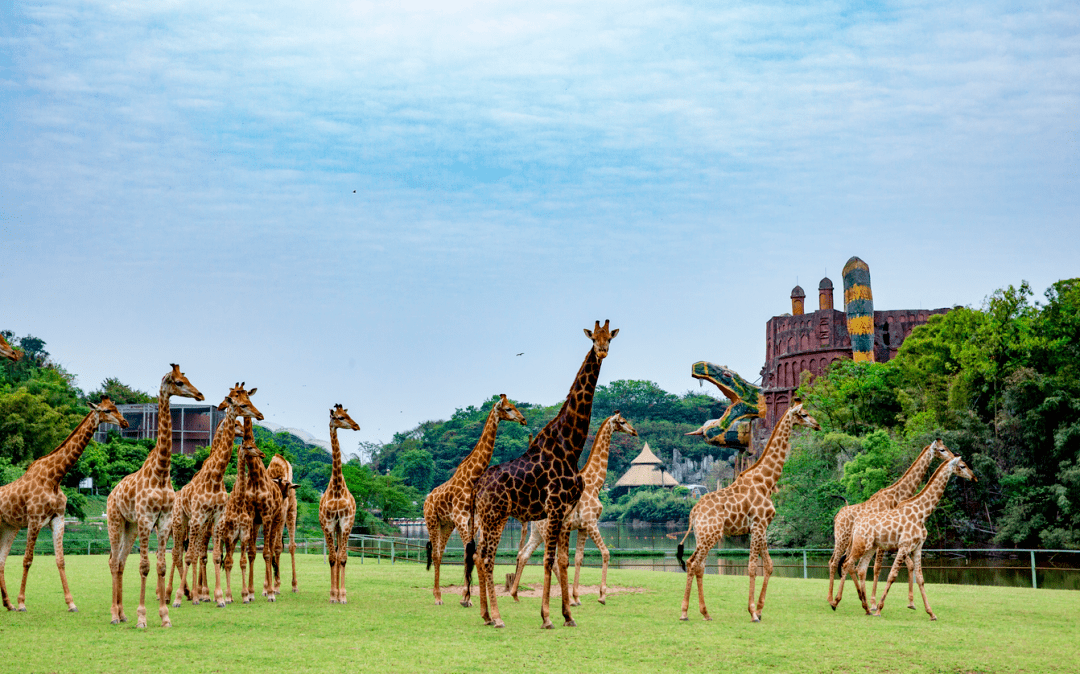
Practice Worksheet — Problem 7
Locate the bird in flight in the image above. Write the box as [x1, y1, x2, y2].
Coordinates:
[516, 353, 524, 356]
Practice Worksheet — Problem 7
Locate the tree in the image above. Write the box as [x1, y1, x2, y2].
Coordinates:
[86, 377, 155, 404]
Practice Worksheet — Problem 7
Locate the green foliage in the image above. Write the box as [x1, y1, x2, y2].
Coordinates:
[794, 278, 1080, 548]
[0, 389, 79, 465]
[771, 432, 858, 547]
[394, 448, 434, 492]
[0, 456, 26, 485]
[85, 377, 155, 404]
[602, 486, 694, 523]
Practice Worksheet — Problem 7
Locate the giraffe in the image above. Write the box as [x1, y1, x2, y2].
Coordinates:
[844, 455, 977, 620]
[237, 417, 288, 603]
[828, 438, 957, 611]
[320, 404, 360, 604]
[106, 364, 204, 628]
[471, 320, 618, 629]
[267, 453, 298, 594]
[0, 333, 18, 361]
[214, 418, 254, 604]
[424, 394, 527, 606]
[167, 383, 263, 608]
[509, 411, 637, 607]
[676, 401, 820, 622]
[0, 398, 127, 612]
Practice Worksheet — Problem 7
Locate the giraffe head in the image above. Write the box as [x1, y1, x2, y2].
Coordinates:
[217, 382, 264, 421]
[232, 417, 246, 440]
[330, 404, 360, 431]
[947, 455, 978, 482]
[788, 400, 821, 431]
[240, 417, 265, 461]
[89, 396, 129, 429]
[163, 363, 205, 401]
[929, 437, 957, 462]
[609, 411, 638, 437]
[494, 394, 528, 426]
[583, 320, 619, 359]
[0, 333, 19, 361]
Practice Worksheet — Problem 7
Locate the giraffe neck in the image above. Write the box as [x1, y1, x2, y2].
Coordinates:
[143, 385, 174, 488]
[329, 425, 345, 490]
[27, 411, 99, 491]
[196, 407, 240, 486]
[885, 444, 936, 502]
[232, 450, 248, 495]
[453, 403, 501, 486]
[246, 451, 270, 489]
[533, 347, 602, 463]
[580, 417, 617, 494]
[900, 460, 956, 523]
[743, 408, 795, 490]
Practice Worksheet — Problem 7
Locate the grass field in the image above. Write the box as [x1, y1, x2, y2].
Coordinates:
[1, 554, 1077, 673]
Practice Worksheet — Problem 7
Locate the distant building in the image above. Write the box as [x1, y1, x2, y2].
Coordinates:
[93, 403, 229, 455]
[760, 256, 950, 430]
[612, 443, 679, 496]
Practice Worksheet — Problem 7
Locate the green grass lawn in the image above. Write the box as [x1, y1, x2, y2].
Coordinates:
[0, 554, 1076, 673]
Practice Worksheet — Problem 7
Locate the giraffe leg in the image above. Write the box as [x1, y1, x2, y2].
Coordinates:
[220, 528, 235, 604]
[322, 527, 337, 603]
[755, 542, 775, 620]
[155, 521, 172, 627]
[680, 532, 718, 621]
[135, 523, 153, 628]
[827, 528, 850, 608]
[587, 523, 611, 605]
[50, 516, 77, 611]
[212, 523, 227, 607]
[0, 524, 19, 611]
[263, 528, 276, 603]
[570, 529, 585, 607]
[478, 516, 507, 627]
[169, 515, 189, 607]
[287, 511, 298, 593]
[556, 525, 575, 625]
[911, 545, 936, 620]
[869, 548, 885, 612]
[746, 525, 770, 622]
[876, 546, 909, 616]
[245, 528, 258, 603]
[336, 517, 352, 604]
[108, 519, 136, 624]
[510, 521, 541, 602]
[186, 517, 208, 605]
[428, 522, 446, 605]
[16, 522, 42, 612]
[198, 524, 213, 602]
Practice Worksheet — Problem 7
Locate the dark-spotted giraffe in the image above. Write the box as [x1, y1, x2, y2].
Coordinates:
[471, 320, 618, 629]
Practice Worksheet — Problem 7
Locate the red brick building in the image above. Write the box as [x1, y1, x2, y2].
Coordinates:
[759, 258, 950, 431]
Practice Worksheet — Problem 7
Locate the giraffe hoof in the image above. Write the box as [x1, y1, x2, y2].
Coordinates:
[541, 622, 554, 630]
[493, 620, 505, 629]
[217, 601, 226, 608]
[459, 600, 472, 608]
[292, 587, 298, 593]
[679, 616, 689, 621]
[16, 607, 26, 613]
[162, 621, 172, 628]
[597, 598, 606, 606]
[111, 619, 121, 625]
[136, 621, 147, 629]
[908, 604, 916, 610]
[751, 616, 760, 623]
[172, 601, 181, 608]
[570, 600, 580, 607]
[564, 619, 576, 627]
[435, 599, 444, 606]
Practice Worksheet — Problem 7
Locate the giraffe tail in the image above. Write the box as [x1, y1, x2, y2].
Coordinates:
[676, 513, 696, 572]
[426, 541, 433, 571]
[464, 487, 477, 595]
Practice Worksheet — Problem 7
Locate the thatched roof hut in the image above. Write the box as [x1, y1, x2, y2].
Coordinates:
[612, 443, 679, 496]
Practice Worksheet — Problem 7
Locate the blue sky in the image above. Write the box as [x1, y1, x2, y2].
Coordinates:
[1, 1, 1077, 451]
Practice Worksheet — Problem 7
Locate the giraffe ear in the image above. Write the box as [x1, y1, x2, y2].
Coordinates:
[610, 328, 619, 338]
[584, 328, 593, 339]
[248, 387, 257, 396]
[87, 401, 101, 412]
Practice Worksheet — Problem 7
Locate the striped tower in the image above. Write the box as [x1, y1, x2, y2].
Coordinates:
[843, 256, 875, 362]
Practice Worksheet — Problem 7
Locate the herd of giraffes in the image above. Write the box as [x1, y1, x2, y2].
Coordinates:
[0, 322, 977, 630]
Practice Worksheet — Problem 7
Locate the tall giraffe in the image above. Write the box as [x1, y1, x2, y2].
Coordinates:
[267, 453, 298, 594]
[215, 418, 254, 604]
[471, 320, 618, 629]
[238, 417, 288, 603]
[320, 404, 360, 604]
[676, 401, 820, 622]
[509, 411, 637, 606]
[0, 398, 127, 612]
[0, 333, 18, 361]
[844, 455, 977, 620]
[424, 394, 527, 606]
[828, 439, 956, 611]
[168, 383, 262, 607]
[106, 364, 204, 628]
